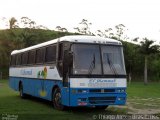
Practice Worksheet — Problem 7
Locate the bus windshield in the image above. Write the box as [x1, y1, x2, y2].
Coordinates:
[101, 45, 126, 75]
[71, 44, 126, 75]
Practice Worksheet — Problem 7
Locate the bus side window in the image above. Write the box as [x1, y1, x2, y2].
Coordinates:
[22, 52, 28, 65]
[36, 48, 45, 64]
[45, 45, 56, 63]
[28, 50, 36, 65]
[11, 55, 16, 66]
[16, 54, 22, 66]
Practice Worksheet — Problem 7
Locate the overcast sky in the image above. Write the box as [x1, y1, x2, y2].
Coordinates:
[0, 0, 160, 43]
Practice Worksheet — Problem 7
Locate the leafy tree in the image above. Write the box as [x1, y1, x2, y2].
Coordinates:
[29, 21, 36, 28]
[74, 19, 92, 35]
[132, 37, 139, 42]
[149, 54, 160, 82]
[139, 38, 160, 85]
[9, 17, 18, 29]
[96, 28, 114, 38]
[55, 26, 68, 32]
[96, 30, 104, 37]
[21, 17, 32, 28]
[115, 24, 126, 40]
[55, 26, 61, 31]
[104, 28, 114, 38]
[21, 17, 43, 29]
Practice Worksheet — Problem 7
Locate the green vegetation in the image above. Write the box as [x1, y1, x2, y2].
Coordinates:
[127, 82, 160, 98]
[0, 28, 78, 78]
[0, 80, 160, 120]
[0, 80, 123, 120]
[0, 17, 160, 83]
[127, 82, 160, 115]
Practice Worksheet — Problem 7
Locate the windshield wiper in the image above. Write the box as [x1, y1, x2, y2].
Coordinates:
[88, 54, 95, 75]
[106, 54, 118, 75]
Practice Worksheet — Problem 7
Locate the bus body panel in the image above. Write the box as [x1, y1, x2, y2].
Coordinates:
[9, 66, 61, 80]
[9, 35, 127, 108]
[61, 87, 70, 106]
[70, 78, 127, 88]
[9, 65, 62, 100]
[9, 76, 127, 107]
[69, 78, 127, 106]
[9, 77, 65, 101]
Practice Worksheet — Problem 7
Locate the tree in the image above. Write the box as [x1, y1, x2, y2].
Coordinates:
[55, 26, 68, 32]
[115, 24, 126, 40]
[104, 28, 114, 38]
[74, 19, 92, 35]
[20, 16, 48, 30]
[21, 17, 31, 28]
[139, 38, 160, 85]
[29, 21, 36, 28]
[96, 30, 104, 37]
[132, 37, 139, 42]
[9, 17, 18, 29]
[55, 26, 62, 31]
[150, 56, 160, 82]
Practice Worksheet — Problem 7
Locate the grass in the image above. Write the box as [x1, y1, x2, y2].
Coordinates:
[109, 82, 160, 114]
[127, 82, 160, 98]
[0, 80, 160, 120]
[127, 82, 160, 110]
[0, 80, 124, 120]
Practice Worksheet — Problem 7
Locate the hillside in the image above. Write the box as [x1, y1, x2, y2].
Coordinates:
[0, 28, 159, 81]
[0, 28, 78, 78]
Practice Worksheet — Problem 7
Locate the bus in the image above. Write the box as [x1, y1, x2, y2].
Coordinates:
[9, 35, 127, 110]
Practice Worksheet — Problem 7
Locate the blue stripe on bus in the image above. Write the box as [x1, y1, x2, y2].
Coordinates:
[9, 77, 62, 100]
[9, 76, 127, 107]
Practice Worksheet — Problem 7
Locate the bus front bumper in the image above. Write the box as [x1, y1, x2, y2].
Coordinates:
[69, 89, 127, 107]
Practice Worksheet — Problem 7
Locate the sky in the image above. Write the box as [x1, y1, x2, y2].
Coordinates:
[0, 0, 160, 44]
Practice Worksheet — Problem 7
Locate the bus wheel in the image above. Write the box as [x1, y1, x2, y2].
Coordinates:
[95, 106, 108, 110]
[53, 88, 65, 110]
[19, 84, 26, 98]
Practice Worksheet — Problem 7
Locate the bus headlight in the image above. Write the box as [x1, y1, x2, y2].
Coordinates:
[77, 89, 88, 93]
[117, 89, 125, 92]
[121, 89, 125, 92]
[71, 89, 88, 94]
[78, 98, 87, 101]
[117, 97, 125, 101]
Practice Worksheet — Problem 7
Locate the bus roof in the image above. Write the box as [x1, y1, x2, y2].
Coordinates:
[11, 35, 122, 55]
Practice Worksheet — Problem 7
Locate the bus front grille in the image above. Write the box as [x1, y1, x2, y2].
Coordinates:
[89, 89, 115, 93]
[88, 97, 116, 104]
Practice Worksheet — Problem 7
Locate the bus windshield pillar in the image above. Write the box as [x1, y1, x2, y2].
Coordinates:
[62, 42, 72, 87]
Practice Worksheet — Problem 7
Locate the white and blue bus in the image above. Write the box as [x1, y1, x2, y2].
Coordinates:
[9, 35, 127, 110]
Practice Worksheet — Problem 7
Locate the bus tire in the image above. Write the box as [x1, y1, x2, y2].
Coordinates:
[19, 83, 26, 99]
[52, 88, 65, 110]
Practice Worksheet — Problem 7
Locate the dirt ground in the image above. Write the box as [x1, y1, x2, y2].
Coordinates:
[112, 97, 160, 114]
